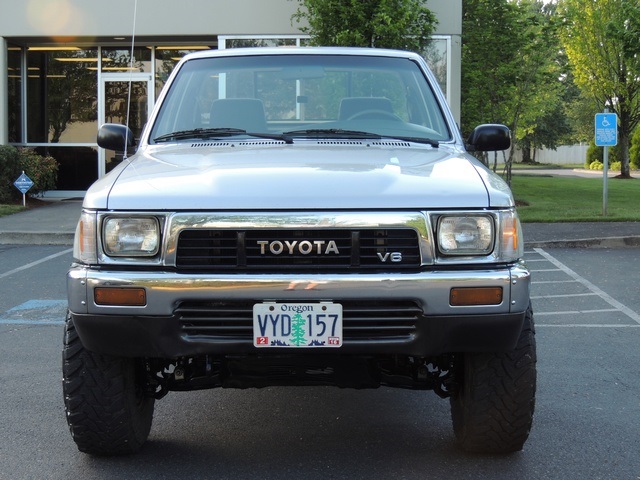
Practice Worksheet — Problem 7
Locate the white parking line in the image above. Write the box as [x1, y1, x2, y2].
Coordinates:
[538, 324, 640, 328]
[534, 248, 640, 325]
[532, 280, 577, 284]
[0, 299, 67, 325]
[0, 319, 63, 325]
[536, 309, 619, 315]
[531, 293, 597, 299]
[0, 248, 72, 280]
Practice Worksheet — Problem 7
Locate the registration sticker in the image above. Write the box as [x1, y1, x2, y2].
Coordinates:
[253, 302, 342, 347]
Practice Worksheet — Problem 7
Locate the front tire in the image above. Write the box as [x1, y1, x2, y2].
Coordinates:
[450, 304, 537, 453]
[62, 312, 155, 455]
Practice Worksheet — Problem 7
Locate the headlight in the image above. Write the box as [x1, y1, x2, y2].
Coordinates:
[103, 217, 160, 257]
[437, 215, 494, 255]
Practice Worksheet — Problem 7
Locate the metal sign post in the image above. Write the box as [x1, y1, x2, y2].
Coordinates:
[13, 171, 34, 207]
[594, 110, 618, 216]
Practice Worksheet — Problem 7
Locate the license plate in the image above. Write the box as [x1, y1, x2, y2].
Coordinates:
[253, 302, 342, 348]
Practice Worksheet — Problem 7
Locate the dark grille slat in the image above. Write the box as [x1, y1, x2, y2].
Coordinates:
[177, 230, 238, 268]
[176, 300, 421, 341]
[182, 316, 250, 323]
[182, 325, 251, 333]
[178, 302, 253, 337]
[345, 318, 418, 324]
[176, 228, 420, 272]
[344, 325, 415, 332]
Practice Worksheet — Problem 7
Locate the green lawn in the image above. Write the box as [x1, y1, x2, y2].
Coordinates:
[510, 162, 584, 170]
[0, 204, 25, 217]
[511, 174, 640, 222]
[1, 173, 638, 223]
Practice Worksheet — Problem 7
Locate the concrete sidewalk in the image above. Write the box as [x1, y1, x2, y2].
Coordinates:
[0, 200, 81, 246]
[522, 222, 640, 248]
[1, 199, 640, 248]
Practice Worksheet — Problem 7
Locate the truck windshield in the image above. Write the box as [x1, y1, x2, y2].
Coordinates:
[149, 54, 451, 144]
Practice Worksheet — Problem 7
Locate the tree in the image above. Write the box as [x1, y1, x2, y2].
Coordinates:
[510, 1, 570, 165]
[462, 0, 520, 135]
[559, 0, 640, 178]
[292, 0, 438, 53]
[462, 0, 568, 182]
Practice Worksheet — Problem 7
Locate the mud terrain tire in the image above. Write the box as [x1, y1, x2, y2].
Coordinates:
[62, 312, 154, 455]
[450, 304, 536, 453]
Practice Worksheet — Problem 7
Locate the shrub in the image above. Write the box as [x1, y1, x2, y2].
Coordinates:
[0, 146, 59, 202]
[585, 142, 597, 168]
[17, 148, 59, 196]
[585, 140, 622, 168]
[610, 160, 622, 171]
[0, 145, 22, 203]
[589, 160, 603, 170]
[631, 127, 640, 169]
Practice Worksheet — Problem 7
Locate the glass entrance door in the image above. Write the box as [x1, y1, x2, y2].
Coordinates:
[99, 74, 153, 176]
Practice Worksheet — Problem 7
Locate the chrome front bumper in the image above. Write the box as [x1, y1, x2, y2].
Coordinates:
[68, 263, 530, 316]
[67, 263, 530, 358]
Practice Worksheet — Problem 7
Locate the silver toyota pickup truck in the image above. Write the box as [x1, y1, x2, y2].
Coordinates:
[63, 47, 536, 456]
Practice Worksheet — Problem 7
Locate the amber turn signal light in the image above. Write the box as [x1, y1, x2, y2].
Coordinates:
[450, 287, 503, 306]
[94, 287, 147, 306]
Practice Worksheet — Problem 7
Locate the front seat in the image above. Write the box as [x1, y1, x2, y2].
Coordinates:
[209, 98, 268, 132]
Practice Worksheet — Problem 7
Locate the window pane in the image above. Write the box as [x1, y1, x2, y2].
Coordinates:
[103, 80, 149, 174]
[35, 146, 98, 190]
[27, 48, 98, 143]
[7, 45, 21, 143]
[155, 47, 212, 97]
[423, 38, 448, 96]
[226, 38, 296, 48]
[101, 47, 151, 73]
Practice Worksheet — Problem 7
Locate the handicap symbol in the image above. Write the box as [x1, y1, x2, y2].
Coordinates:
[601, 117, 611, 127]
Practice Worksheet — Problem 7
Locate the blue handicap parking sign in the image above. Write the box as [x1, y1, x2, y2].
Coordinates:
[595, 113, 617, 147]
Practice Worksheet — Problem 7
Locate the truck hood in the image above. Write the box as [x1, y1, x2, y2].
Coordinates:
[85, 141, 514, 210]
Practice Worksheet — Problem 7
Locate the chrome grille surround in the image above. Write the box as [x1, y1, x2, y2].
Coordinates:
[164, 212, 435, 269]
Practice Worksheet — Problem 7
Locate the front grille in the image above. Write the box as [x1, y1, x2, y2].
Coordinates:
[176, 228, 420, 272]
[176, 300, 422, 343]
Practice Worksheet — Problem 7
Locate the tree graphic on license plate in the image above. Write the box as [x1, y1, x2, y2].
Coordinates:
[290, 313, 307, 346]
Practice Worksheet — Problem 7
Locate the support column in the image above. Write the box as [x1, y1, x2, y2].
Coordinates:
[0, 37, 8, 144]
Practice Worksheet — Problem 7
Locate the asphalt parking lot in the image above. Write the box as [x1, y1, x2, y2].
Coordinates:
[1, 244, 639, 479]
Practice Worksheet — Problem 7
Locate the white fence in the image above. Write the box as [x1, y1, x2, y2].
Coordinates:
[511, 144, 589, 165]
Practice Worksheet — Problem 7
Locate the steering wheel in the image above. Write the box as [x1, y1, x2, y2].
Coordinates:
[347, 109, 403, 122]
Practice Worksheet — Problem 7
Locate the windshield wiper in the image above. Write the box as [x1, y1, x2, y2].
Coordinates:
[154, 128, 292, 144]
[283, 128, 382, 139]
[380, 135, 439, 148]
[283, 128, 439, 147]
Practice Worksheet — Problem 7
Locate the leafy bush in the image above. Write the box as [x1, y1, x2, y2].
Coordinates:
[0, 146, 58, 202]
[630, 127, 640, 169]
[0, 145, 22, 203]
[18, 148, 59, 196]
[589, 160, 603, 170]
[591, 160, 621, 171]
[585, 140, 622, 168]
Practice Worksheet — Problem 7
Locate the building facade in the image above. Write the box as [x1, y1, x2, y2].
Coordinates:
[0, 0, 462, 195]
